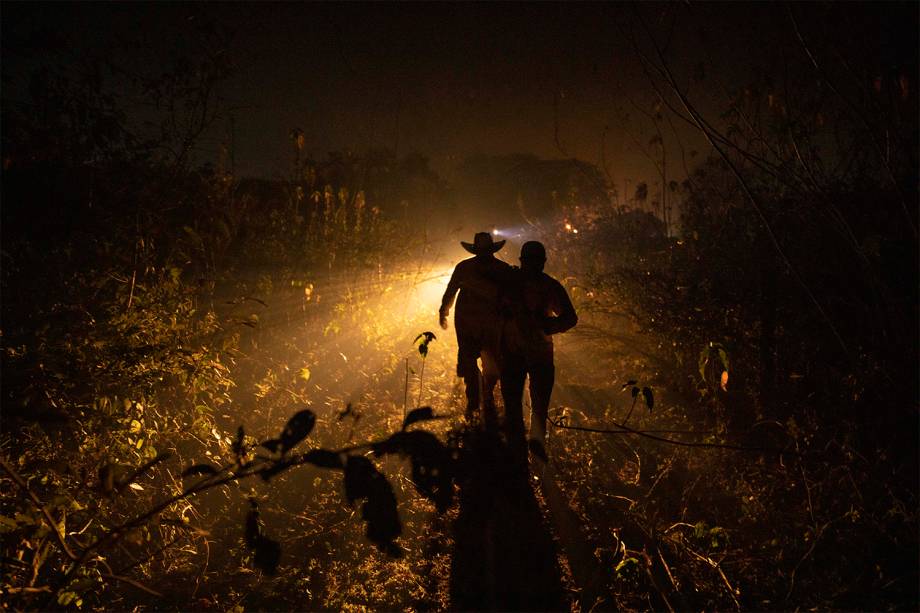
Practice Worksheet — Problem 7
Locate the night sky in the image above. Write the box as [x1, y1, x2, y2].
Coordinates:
[3, 2, 916, 183]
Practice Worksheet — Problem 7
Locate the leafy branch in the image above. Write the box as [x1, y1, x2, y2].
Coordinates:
[11, 404, 458, 605]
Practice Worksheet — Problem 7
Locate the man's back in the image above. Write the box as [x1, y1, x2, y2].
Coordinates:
[444, 256, 513, 328]
[504, 269, 577, 365]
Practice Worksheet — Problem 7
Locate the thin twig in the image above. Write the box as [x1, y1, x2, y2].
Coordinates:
[100, 573, 163, 598]
[622, 394, 640, 426]
[403, 357, 409, 421]
[114, 453, 172, 494]
[417, 357, 426, 408]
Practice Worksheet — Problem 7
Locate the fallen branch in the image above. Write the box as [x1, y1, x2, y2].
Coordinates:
[549, 417, 801, 456]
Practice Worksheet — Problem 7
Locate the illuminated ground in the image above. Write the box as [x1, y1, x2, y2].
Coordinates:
[180, 233, 685, 611]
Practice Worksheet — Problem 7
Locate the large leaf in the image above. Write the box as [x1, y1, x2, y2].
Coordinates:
[253, 536, 281, 574]
[344, 456, 376, 505]
[402, 406, 445, 430]
[373, 431, 455, 512]
[641, 387, 654, 411]
[344, 455, 402, 553]
[280, 409, 316, 453]
[245, 500, 261, 548]
[245, 500, 281, 574]
[414, 331, 437, 358]
[698, 346, 711, 381]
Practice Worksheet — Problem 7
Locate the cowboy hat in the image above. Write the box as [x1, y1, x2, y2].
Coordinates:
[461, 231, 506, 255]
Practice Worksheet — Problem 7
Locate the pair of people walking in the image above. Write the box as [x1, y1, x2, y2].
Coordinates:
[439, 232, 577, 461]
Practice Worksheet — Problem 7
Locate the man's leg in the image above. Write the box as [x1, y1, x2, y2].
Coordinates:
[500, 356, 528, 463]
[480, 349, 501, 431]
[456, 337, 481, 421]
[528, 363, 555, 453]
[463, 372, 481, 421]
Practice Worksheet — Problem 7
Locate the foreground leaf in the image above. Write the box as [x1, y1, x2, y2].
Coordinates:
[280, 409, 316, 453]
[344, 455, 402, 552]
[402, 406, 443, 430]
[642, 386, 654, 411]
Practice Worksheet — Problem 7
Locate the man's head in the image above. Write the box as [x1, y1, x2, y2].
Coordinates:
[461, 231, 505, 256]
[519, 241, 546, 272]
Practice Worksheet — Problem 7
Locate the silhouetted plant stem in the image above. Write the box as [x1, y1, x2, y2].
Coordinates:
[622, 394, 640, 427]
[404, 357, 409, 421]
[417, 357, 426, 408]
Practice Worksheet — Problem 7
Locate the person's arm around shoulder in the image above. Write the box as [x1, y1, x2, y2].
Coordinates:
[496, 263, 522, 319]
[544, 276, 578, 335]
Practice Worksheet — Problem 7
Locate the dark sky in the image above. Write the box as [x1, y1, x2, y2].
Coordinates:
[4, 2, 916, 186]
[207, 2, 657, 180]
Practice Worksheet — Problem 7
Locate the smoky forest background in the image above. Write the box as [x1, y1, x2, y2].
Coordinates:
[1, 3, 917, 612]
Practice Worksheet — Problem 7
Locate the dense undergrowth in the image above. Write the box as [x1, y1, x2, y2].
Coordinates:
[3, 5, 918, 608]
[3, 142, 916, 610]
[542, 156, 918, 609]
[0, 144, 453, 609]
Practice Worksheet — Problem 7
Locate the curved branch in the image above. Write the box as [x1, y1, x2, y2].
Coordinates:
[550, 417, 802, 456]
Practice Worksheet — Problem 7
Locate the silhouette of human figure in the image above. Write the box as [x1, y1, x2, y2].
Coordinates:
[440, 232, 513, 425]
[500, 241, 577, 463]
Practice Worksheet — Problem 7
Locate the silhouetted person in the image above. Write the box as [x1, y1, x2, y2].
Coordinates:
[440, 232, 513, 425]
[501, 241, 577, 463]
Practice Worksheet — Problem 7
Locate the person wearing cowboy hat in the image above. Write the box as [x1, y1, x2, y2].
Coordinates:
[439, 231, 514, 425]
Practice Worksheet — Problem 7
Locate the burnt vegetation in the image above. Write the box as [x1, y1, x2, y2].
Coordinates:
[2, 4, 917, 611]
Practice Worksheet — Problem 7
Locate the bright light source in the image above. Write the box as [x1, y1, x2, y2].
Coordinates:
[573, 228, 579, 234]
[492, 228, 499, 236]
[564, 223, 572, 231]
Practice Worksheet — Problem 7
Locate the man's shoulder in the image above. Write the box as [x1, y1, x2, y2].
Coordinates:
[479, 257, 514, 274]
[540, 272, 565, 289]
[454, 257, 478, 271]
